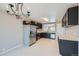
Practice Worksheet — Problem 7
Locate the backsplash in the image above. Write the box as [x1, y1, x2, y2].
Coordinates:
[59, 25, 79, 41]
[66, 25, 79, 36]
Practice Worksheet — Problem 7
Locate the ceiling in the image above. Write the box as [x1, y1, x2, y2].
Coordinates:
[0, 3, 78, 23]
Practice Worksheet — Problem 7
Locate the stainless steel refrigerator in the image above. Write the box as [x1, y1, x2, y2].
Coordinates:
[23, 25, 36, 47]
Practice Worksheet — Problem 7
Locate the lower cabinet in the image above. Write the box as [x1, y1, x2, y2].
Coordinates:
[58, 39, 78, 56]
[40, 33, 50, 38]
[72, 41, 78, 55]
[39, 33, 56, 39]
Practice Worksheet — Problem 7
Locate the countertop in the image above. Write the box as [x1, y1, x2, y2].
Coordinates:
[59, 34, 79, 41]
[59, 25, 79, 41]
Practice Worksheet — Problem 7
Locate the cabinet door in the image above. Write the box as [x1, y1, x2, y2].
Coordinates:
[37, 23, 42, 29]
[62, 14, 66, 27]
[40, 33, 50, 38]
[68, 6, 78, 25]
[72, 41, 78, 56]
[58, 39, 73, 56]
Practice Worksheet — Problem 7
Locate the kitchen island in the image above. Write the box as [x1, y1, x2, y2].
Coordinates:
[58, 28, 79, 56]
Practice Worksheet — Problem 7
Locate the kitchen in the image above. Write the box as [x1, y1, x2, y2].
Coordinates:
[0, 3, 78, 56]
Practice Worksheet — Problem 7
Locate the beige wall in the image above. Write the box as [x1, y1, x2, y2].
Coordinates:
[0, 10, 23, 53]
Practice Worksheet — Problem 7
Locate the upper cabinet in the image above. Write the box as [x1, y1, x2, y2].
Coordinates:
[36, 23, 42, 29]
[62, 6, 78, 27]
[23, 20, 42, 29]
[68, 6, 78, 25]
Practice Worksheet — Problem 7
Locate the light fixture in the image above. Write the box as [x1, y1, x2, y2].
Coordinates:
[6, 3, 30, 19]
[42, 18, 48, 21]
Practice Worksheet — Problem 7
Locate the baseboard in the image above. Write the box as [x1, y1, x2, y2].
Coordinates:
[0, 44, 23, 56]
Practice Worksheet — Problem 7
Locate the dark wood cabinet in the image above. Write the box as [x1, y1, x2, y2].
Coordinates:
[68, 6, 78, 25]
[36, 23, 42, 29]
[62, 13, 67, 27]
[72, 41, 78, 55]
[38, 33, 56, 39]
[62, 6, 78, 27]
[40, 33, 50, 38]
[36, 33, 41, 41]
[23, 20, 42, 29]
[30, 21, 36, 25]
[58, 39, 78, 56]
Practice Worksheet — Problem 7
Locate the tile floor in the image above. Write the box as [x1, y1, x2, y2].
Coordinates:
[4, 38, 60, 56]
